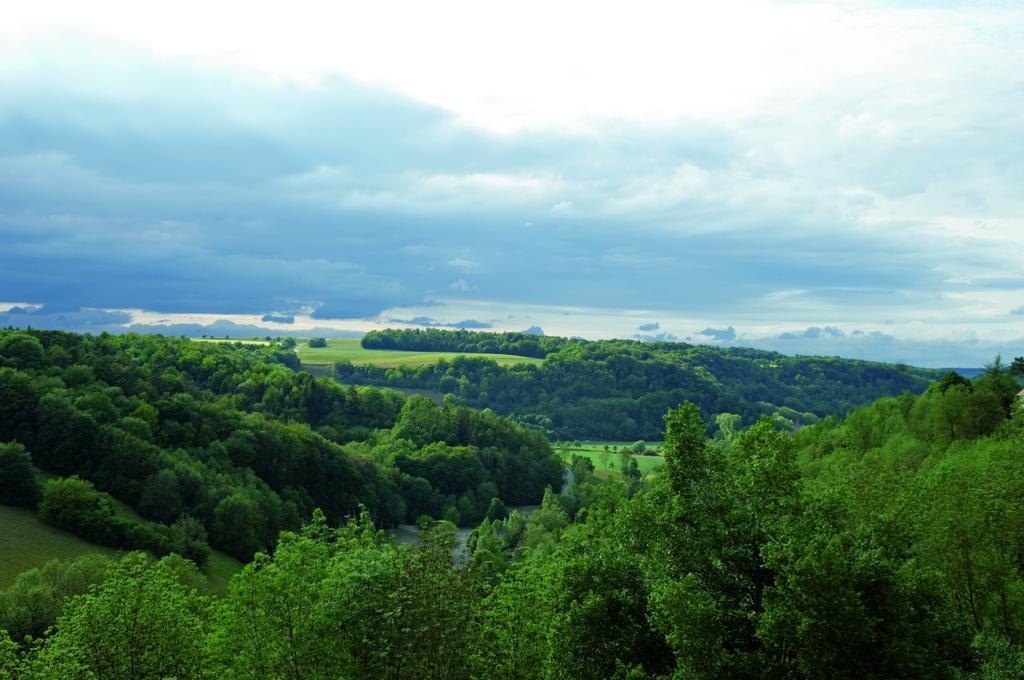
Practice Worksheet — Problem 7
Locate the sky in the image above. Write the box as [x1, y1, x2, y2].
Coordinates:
[1, 0, 1022, 367]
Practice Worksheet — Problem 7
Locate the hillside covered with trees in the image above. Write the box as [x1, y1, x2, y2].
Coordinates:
[340, 328, 941, 439]
[0, 330, 562, 563]
[2, 358, 1023, 678]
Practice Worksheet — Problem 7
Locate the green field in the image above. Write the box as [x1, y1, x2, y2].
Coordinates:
[298, 338, 545, 369]
[192, 337, 272, 345]
[557, 443, 665, 477]
[0, 505, 121, 589]
[0, 504, 244, 594]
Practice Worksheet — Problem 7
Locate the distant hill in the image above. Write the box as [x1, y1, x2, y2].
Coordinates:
[0, 330, 562, 563]
[341, 329, 943, 440]
[941, 367, 985, 379]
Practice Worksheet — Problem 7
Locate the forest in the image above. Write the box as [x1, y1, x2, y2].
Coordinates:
[342, 328, 940, 439]
[0, 330, 562, 564]
[3, 330, 1024, 678]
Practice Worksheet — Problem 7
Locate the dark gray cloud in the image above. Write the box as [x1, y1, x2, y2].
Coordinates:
[0, 39, 952, 324]
[0, 307, 132, 333]
[261, 314, 295, 324]
[2, 33, 1022, 366]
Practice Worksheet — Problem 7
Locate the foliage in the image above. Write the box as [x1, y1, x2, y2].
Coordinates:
[363, 327, 565, 358]
[3, 334, 1023, 678]
[24, 553, 209, 679]
[0, 553, 114, 642]
[349, 329, 937, 440]
[0, 442, 41, 507]
[208, 510, 478, 680]
[36, 476, 187, 558]
[0, 329, 561, 560]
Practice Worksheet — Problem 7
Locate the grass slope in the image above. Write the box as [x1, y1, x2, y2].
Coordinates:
[0, 505, 120, 589]
[192, 337, 272, 345]
[557, 443, 665, 476]
[298, 338, 545, 369]
[0, 504, 243, 594]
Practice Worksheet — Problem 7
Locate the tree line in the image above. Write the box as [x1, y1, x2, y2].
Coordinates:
[0, 330, 562, 562]
[342, 330, 940, 440]
[362, 328, 566, 358]
[2, 361, 1023, 678]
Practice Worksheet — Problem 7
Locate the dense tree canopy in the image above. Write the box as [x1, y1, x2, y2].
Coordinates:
[0, 330, 562, 560]
[0, 441, 40, 506]
[2, 329, 1022, 678]
[346, 329, 939, 439]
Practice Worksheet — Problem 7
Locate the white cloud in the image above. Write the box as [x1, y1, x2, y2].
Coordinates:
[2, 2, 1023, 365]
[8, 1, 1018, 132]
[448, 257, 479, 271]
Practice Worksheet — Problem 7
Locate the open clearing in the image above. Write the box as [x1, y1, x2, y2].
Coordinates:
[1, 489, 244, 594]
[192, 337, 272, 345]
[298, 338, 545, 369]
[0, 505, 121, 589]
[556, 443, 665, 476]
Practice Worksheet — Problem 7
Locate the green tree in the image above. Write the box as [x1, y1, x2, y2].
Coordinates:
[662, 402, 711, 495]
[714, 412, 742, 442]
[138, 469, 183, 523]
[0, 631, 20, 679]
[37, 476, 119, 545]
[0, 332, 46, 369]
[0, 441, 41, 506]
[212, 493, 261, 561]
[0, 368, 37, 445]
[168, 515, 211, 567]
[29, 553, 209, 679]
[0, 554, 114, 642]
[484, 496, 509, 521]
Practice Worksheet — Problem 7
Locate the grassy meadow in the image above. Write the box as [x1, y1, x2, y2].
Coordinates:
[192, 337, 272, 345]
[2, 473, 244, 593]
[297, 338, 546, 369]
[0, 505, 121, 589]
[0, 503, 244, 594]
[556, 441, 665, 477]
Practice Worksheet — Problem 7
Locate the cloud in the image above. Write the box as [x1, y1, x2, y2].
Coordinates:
[747, 326, 1024, 368]
[1012, 307, 1024, 315]
[449, 279, 475, 293]
[636, 322, 660, 331]
[448, 258, 479, 271]
[777, 326, 844, 340]
[700, 326, 736, 341]
[521, 326, 544, 335]
[126, 319, 362, 339]
[1, 8, 1023, 367]
[0, 306, 132, 333]
[393, 316, 492, 329]
[634, 332, 679, 343]
[261, 314, 295, 324]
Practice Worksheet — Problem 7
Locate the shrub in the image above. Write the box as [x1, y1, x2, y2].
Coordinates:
[0, 441, 41, 506]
